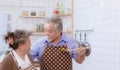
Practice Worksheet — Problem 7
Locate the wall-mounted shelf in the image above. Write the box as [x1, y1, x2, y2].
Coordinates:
[63, 31, 72, 35]
[20, 14, 71, 18]
[32, 31, 72, 35]
[32, 32, 45, 35]
[20, 16, 46, 18]
[55, 14, 71, 17]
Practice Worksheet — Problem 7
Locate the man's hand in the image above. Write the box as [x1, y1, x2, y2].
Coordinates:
[75, 47, 86, 64]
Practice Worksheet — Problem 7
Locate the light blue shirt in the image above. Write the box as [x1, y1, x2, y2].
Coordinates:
[30, 34, 79, 60]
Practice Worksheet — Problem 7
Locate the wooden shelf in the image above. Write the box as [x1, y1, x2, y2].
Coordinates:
[20, 14, 71, 19]
[20, 14, 71, 18]
[32, 32, 45, 35]
[63, 31, 72, 34]
[32, 31, 71, 35]
[20, 16, 46, 18]
[54, 14, 71, 17]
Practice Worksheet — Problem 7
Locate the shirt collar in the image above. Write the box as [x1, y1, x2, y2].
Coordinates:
[43, 33, 67, 44]
[12, 50, 31, 69]
[61, 33, 67, 42]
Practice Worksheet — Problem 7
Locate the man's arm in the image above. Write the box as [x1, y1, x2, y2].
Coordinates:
[30, 39, 46, 60]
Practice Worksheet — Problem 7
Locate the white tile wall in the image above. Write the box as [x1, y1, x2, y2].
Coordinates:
[74, 0, 120, 70]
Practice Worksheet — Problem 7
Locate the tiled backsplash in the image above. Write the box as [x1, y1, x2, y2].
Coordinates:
[74, 0, 120, 70]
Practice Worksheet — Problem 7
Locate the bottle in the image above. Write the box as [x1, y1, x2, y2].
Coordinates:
[59, 3, 65, 15]
[66, 8, 71, 15]
[53, 3, 59, 16]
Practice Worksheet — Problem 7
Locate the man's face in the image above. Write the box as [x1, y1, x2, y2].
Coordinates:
[44, 23, 61, 42]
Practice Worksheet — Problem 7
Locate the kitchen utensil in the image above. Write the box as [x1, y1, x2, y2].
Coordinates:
[82, 33, 91, 56]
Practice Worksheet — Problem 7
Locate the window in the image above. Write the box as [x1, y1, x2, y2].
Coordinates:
[0, 13, 11, 62]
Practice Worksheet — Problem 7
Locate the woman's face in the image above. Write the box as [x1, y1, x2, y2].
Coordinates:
[44, 23, 61, 42]
[22, 38, 31, 53]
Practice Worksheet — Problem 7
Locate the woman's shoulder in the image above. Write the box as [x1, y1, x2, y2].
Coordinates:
[1, 53, 13, 63]
[0, 53, 14, 69]
[0, 53, 19, 70]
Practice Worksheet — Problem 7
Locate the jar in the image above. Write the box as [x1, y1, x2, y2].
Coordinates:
[40, 11, 45, 16]
[22, 11, 28, 16]
[31, 11, 36, 16]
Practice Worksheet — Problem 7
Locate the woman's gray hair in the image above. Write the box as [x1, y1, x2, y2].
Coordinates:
[46, 17, 63, 31]
[4, 30, 31, 50]
[14, 30, 31, 45]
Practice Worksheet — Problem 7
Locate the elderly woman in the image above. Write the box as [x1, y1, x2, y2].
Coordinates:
[0, 30, 36, 70]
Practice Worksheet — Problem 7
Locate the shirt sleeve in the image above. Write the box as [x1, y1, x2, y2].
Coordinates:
[65, 35, 79, 60]
[30, 41, 40, 60]
[30, 38, 47, 60]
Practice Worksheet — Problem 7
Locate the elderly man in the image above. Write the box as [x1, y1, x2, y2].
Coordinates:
[30, 17, 87, 70]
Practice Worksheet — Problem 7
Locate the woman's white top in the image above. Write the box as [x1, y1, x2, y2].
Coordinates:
[12, 50, 31, 69]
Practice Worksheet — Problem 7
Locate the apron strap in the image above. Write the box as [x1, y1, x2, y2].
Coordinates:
[10, 51, 22, 69]
[46, 40, 67, 47]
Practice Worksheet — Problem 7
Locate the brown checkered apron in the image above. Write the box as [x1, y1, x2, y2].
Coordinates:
[40, 42, 72, 70]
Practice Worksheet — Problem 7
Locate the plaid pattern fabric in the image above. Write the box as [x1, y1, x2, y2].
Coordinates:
[40, 45, 72, 70]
